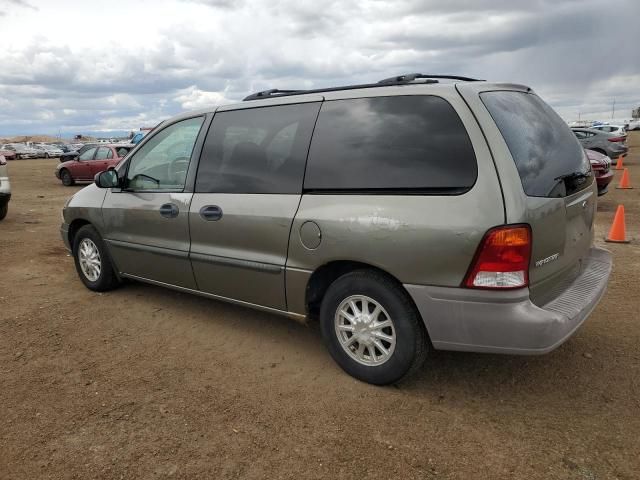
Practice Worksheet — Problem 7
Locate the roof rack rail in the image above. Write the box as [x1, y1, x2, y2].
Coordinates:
[241, 74, 484, 102]
[243, 89, 305, 101]
[378, 73, 483, 84]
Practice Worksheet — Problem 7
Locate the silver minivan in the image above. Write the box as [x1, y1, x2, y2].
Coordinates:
[61, 74, 612, 385]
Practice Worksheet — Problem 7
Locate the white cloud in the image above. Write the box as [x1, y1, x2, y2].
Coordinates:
[174, 86, 231, 110]
[0, 0, 639, 135]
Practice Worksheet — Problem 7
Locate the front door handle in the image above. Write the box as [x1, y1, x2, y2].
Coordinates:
[159, 203, 179, 218]
[199, 205, 223, 221]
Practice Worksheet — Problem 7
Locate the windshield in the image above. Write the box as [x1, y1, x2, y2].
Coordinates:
[481, 91, 591, 198]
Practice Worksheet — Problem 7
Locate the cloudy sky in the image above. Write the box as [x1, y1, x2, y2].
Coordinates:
[0, 0, 638, 137]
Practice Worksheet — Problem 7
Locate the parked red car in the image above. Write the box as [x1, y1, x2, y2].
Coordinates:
[586, 149, 614, 196]
[0, 149, 17, 161]
[55, 144, 133, 186]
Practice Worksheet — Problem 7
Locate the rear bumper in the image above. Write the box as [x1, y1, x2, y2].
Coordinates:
[609, 146, 628, 156]
[596, 170, 614, 195]
[405, 247, 612, 355]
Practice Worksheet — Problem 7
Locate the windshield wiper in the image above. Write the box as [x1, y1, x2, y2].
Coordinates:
[554, 171, 592, 183]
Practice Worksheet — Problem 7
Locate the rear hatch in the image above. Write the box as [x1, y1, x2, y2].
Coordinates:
[477, 89, 596, 305]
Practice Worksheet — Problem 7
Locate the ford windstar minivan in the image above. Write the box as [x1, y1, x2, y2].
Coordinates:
[61, 74, 612, 384]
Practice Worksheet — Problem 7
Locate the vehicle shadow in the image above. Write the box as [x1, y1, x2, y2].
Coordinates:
[119, 280, 609, 407]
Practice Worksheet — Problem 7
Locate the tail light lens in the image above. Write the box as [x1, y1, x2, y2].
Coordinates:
[607, 136, 625, 143]
[464, 225, 532, 289]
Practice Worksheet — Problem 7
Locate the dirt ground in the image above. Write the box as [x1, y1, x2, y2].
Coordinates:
[1, 135, 639, 480]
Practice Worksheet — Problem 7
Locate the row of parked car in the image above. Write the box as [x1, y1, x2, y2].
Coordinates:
[0, 142, 83, 159]
[0, 132, 150, 161]
[570, 125, 629, 196]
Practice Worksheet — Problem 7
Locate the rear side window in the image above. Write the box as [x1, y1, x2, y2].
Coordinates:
[304, 96, 477, 193]
[196, 102, 321, 194]
[481, 91, 590, 198]
[95, 147, 112, 160]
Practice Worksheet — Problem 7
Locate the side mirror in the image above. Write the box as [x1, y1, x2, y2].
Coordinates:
[95, 169, 119, 188]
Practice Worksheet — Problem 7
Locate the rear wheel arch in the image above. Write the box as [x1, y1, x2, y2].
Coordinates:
[305, 261, 425, 327]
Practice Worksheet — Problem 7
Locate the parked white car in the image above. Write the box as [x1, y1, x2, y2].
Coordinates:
[0, 143, 39, 159]
[590, 124, 627, 137]
[628, 119, 640, 131]
[33, 144, 64, 158]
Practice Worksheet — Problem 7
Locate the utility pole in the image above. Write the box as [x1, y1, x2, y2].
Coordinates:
[612, 98, 615, 120]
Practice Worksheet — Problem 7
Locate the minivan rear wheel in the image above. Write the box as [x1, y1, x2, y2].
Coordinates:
[320, 270, 428, 385]
[72, 225, 120, 292]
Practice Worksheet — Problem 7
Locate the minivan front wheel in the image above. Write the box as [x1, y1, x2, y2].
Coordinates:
[320, 270, 428, 385]
[72, 225, 120, 292]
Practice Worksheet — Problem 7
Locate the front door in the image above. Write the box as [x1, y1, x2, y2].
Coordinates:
[74, 147, 97, 180]
[101, 116, 206, 288]
[189, 101, 321, 310]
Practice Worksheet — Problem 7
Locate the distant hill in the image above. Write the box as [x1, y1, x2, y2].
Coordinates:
[1, 135, 61, 143]
[0, 134, 100, 144]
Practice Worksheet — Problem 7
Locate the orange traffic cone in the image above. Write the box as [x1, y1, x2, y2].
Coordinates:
[605, 205, 630, 243]
[615, 156, 624, 170]
[616, 168, 633, 189]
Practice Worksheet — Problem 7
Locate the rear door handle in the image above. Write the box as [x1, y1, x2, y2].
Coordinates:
[159, 203, 179, 218]
[199, 205, 223, 221]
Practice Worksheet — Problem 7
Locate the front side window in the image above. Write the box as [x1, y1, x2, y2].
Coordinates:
[79, 148, 97, 161]
[196, 102, 320, 194]
[304, 96, 477, 193]
[126, 116, 204, 191]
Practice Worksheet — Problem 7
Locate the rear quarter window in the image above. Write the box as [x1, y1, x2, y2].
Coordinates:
[304, 96, 477, 193]
[481, 91, 591, 198]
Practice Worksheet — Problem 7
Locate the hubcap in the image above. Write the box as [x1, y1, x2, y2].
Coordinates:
[334, 295, 396, 366]
[78, 238, 101, 282]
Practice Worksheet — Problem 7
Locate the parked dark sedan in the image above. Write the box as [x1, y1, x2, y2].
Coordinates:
[59, 143, 98, 163]
[571, 128, 628, 159]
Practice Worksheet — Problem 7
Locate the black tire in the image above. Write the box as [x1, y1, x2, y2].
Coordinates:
[0, 203, 7, 221]
[44, 153, 49, 159]
[319, 270, 428, 385]
[60, 169, 74, 186]
[72, 224, 120, 292]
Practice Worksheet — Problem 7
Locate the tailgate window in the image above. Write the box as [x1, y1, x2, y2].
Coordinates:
[481, 91, 591, 198]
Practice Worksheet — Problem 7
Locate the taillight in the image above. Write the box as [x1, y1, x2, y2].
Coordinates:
[607, 136, 625, 143]
[464, 225, 532, 289]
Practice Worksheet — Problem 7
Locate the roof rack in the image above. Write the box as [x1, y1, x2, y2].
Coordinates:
[242, 73, 483, 102]
[377, 73, 483, 84]
[243, 89, 305, 101]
